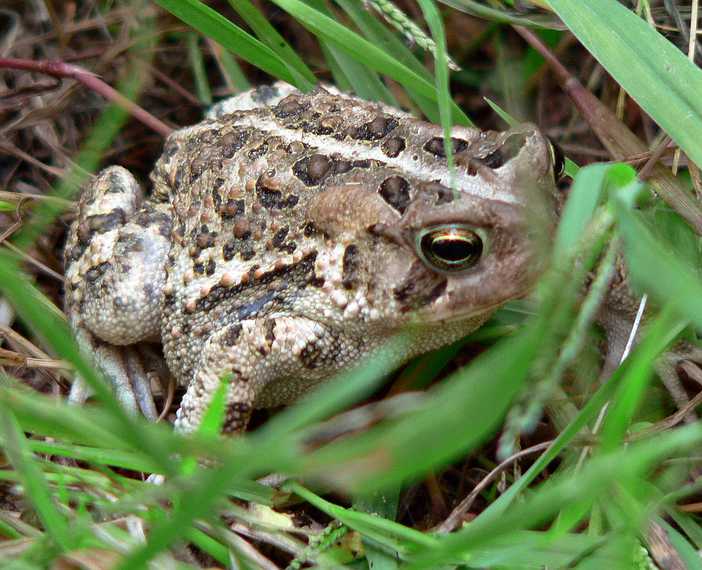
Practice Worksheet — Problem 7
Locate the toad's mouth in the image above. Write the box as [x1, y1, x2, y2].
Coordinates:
[424, 301, 505, 324]
[415, 285, 535, 324]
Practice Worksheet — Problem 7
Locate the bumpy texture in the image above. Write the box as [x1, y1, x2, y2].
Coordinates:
[64, 82, 559, 433]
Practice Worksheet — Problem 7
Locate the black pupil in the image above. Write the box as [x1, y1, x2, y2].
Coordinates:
[428, 233, 481, 264]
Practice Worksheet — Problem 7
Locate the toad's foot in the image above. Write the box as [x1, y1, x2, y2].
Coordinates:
[655, 342, 702, 422]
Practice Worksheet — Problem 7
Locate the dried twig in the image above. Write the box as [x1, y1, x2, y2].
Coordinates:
[0, 57, 173, 137]
[436, 441, 552, 534]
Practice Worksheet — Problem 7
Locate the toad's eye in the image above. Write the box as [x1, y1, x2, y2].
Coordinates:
[548, 138, 565, 182]
[416, 224, 484, 272]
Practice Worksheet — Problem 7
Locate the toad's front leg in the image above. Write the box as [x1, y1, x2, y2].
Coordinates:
[64, 166, 173, 417]
[175, 317, 353, 434]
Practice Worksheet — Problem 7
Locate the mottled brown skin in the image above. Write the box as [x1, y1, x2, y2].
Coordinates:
[64, 83, 560, 433]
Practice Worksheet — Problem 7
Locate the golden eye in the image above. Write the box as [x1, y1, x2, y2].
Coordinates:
[417, 225, 484, 272]
[548, 138, 565, 181]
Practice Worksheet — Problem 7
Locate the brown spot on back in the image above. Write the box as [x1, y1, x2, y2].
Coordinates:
[379, 176, 411, 214]
[423, 137, 468, 158]
[220, 199, 244, 219]
[264, 319, 276, 343]
[271, 226, 289, 250]
[222, 241, 237, 261]
[333, 159, 352, 174]
[135, 205, 172, 237]
[242, 246, 256, 260]
[351, 116, 398, 141]
[233, 218, 251, 239]
[247, 140, 269, 160]
[85, 209, 126, 235]
[300, 340, 322, 369]
[257, 173, 283, 209]
[303, 221, 319, 237]
[293, 154, 332, 186]
[196, 230, 216, 249]
[85, 262, 111, 283]
[273, 95, 308, 118]
[194, 253, 317, 313]
[220, 130, 250, 158]
[188, 154, 208, 183]
[381, 136, 406, 157]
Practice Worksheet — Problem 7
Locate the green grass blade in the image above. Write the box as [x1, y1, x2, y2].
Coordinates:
[417, 0, 455, 178]
[403, 423, 702, 569]
[304, 0, 399, 104]
[323, 42, 398, 104]
[548, 0, 702, 168]
[666, 509, 702, 550]
[20, 439, 159, 473]
[115, 338, 408, 568]
[197, 374, 230, 439]
[478, 364, 618, 521]
[270, 0, 471, 125]
[298, 327, 541, 491]
[480, 305, 683, 522]
[599, 307, 685, 453]
[614, 186, 702, 330]
[552, 163, 611, 259]
[153, 0, 298, 85]
[335, 0, 445, 121]
[0, 257, 176, 473]
[337, 0, 433, 81]
[186, 527, 230, 566]
[256, 335, 409, 443]
[353, 488, 401, 569]
[653, 519, 702, 570]
[226, 0, 316, 89]
[186, 32, 213, 104]
[0, 410, 72, 550]
[288, 482, 435, 553]
[441, 0, 565, 28]
[180, 374, 230, 476]
[211, 42, 251, 92]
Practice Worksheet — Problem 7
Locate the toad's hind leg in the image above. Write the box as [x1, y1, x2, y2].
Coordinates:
[65, 166, 173, 418]
[175, 318, 342, 434]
